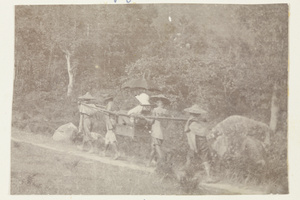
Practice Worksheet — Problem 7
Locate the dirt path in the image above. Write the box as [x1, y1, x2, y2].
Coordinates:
[11, 140, 176, 194]
[11, 136, 155, 173]
[11, 128, 267, 195]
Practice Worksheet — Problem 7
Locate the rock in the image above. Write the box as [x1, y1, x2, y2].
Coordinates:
[210, 115, 271, 146]
[241, 136, 266, 166]
[53, 123, 78, 142]
[210, 134, 228, 158]
[209, 115, 270, 165]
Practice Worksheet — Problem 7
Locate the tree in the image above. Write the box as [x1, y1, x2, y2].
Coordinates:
[124, 4, 288, 126]
[39, 6, 88, 97]
[235, 4, 288, 131]
[15, 6, 48, 94]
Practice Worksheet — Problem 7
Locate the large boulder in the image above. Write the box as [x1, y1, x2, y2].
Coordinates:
[241, 136, 266, 166]
[53, 123, 78, 142]
[209, 115, 271, 165]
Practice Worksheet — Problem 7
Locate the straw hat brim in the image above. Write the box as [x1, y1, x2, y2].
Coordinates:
[103, 96, 114, 102]
[150, 96, 171, 105]
[184, 105, 207, 114]
[78, 92, 95, 100]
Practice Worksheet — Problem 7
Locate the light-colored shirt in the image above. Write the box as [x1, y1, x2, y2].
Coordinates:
[184, 116, 208, 152]
[189, 121, 208, 137]
[127, 105, 143, 115]
[78, 103, 98, 132]
[151, 107, 167, 139]
[105, 114, 116, 131]
[79, 103, 98, 116]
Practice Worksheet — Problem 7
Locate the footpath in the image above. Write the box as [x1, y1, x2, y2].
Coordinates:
[11, 128, 267, 195]
[11, 128, 154, 173]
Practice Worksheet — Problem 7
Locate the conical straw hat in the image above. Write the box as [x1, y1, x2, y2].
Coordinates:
[78, 92, 95, 100]
[150, 94, 171, 105]
[184, 104, 207, 114]
[102, 94, 114, 103]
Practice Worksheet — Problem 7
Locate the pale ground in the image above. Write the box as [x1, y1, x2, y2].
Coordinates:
[10, 128, 267, 195]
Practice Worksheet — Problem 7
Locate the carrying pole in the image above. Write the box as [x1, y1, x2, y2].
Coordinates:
[81, 103, 188, 122]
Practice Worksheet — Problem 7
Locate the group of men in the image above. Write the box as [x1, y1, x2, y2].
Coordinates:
[76, 92, 120, 159]
[76, 91, 215, 182]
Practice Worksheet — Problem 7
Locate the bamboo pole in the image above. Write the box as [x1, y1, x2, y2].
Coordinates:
[81, 103, 188, 122]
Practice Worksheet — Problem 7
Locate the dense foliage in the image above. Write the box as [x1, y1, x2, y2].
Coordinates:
[13, 4, 288, 193]
[15, 4, 287, 119]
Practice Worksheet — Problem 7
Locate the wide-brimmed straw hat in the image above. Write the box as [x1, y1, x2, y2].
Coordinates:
[184, 104, 207, 114]
[135, 93, 151, 106]
[102, 94, 114, 103]
[78, 92, 95, 100]
[150, 94, 171, 105]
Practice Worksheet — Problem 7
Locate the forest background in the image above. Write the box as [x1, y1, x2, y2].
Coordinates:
[12, 4, 288, 193]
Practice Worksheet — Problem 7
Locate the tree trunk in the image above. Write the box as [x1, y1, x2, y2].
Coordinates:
[269, 83, 279, 133]
[47, 46, 54, 90]
[65, 52, 74, 97]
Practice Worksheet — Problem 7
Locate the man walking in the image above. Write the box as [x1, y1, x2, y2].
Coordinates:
[183, 104, 215, 183]
[77, 92, 98, 153]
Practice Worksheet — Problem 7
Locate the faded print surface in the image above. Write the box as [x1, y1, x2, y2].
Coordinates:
[12, 4, 288, 195]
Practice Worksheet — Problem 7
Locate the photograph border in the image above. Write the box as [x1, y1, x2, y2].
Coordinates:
[1, 0, 299, 199]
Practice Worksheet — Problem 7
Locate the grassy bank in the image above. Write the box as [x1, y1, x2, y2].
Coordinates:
[12, 140, 234, 195]
[11, 90, 288, 194]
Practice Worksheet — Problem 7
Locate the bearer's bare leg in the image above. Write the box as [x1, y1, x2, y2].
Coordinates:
[112, 142, 120, 160]
[147, 147, 156, 166]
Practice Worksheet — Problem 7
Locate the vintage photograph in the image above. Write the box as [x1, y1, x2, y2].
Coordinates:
[11, 4, 288, 195]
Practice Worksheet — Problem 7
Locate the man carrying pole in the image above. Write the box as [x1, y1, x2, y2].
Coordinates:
[101, 94, 120, 160]
[77, 92, 99, 153]
[147, 94, 170, 167]
[183, 104, 215, 183]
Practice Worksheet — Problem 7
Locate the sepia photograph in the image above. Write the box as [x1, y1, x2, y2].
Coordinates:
[10, 3, 288, 195]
